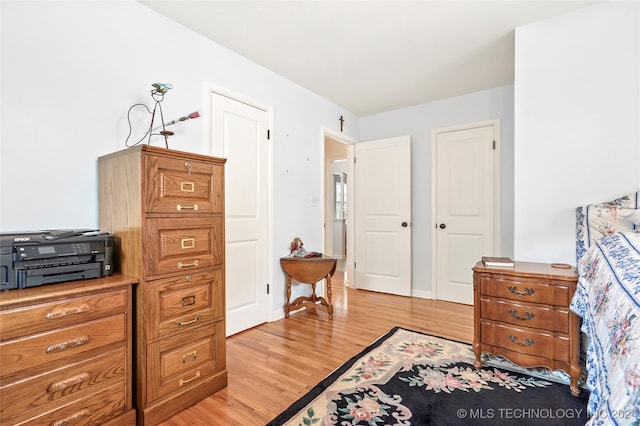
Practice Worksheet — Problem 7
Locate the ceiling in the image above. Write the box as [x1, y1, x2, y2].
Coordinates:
[140, 1, 599, 117]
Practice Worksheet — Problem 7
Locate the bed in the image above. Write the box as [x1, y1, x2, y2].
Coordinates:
[570, 191, 640, 425]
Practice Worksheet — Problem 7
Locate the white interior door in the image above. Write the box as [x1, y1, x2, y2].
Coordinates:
[434, 124, 497, 305]
[210, 92, 269, 336]
[354, 136, 411, 296]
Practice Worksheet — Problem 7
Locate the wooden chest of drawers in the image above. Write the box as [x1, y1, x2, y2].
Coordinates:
[472, 261, 581, 396]
[0, 275, 136, 425]
[99, 146, 227, 425]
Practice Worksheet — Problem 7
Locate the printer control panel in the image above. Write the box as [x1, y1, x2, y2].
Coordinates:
[17, 242, 97, 260]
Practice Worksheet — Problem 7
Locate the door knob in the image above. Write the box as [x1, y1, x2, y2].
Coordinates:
[439, 223, 446, 229]
[401, 222, 408, 227]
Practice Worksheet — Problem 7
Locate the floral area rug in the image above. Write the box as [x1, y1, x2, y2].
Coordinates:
[267, 327, 590, 425]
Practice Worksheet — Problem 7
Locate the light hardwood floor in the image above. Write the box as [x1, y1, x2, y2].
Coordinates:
[160, 272, 473, 425]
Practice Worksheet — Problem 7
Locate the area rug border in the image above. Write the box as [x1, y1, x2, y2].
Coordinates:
[266, 326, 458, 425]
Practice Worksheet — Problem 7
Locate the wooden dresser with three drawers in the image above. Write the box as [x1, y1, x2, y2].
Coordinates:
[0, 275, 136, 425]
[98, 145, 227, 425]
[472, 261, 581, 396]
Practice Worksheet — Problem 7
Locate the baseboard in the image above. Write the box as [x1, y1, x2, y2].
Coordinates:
[411, 289, 432, 299]
[270, 308, 286, 322]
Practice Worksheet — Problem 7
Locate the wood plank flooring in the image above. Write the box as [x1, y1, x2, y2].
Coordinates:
[159, 273, 473, 425]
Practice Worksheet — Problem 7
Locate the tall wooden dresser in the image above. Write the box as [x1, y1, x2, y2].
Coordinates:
[0, 275, 136, 425]
[472, 261, 581, 396]
[98, 145, 227, 425]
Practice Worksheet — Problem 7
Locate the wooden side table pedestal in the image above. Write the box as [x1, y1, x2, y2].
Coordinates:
[280, 256, 337, 319]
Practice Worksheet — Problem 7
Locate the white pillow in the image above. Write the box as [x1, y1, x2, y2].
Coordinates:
[618, 208, 640, 225]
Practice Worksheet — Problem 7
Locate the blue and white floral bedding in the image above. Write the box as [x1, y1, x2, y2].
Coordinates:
[570, 232, 640, 425]
[576, 192, 639, 263]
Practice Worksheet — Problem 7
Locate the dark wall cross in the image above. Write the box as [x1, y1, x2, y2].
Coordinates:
[339, 115, 344, 132]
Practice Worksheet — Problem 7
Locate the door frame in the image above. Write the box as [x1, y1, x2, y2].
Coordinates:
[321, 126, 357, 287]
[430, 119, 501, 301]
[203, 82, 275, 321]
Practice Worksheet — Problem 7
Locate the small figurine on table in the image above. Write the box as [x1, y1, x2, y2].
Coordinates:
[289, 237, 323, 258]
[289, 237, 307, 257]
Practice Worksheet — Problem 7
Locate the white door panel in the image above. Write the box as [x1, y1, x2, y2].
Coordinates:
[210, 92, 269, 336]
[355, 136, 411, 296]
[435, 125, 496, 305]
[226, 241, 258, 309]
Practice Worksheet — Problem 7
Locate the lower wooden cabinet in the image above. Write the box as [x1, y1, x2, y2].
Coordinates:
[0, 275, 136, 425]
[135, 273, 227, 425]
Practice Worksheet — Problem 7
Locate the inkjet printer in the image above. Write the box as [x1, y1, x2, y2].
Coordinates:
[0, 230, 113, 290]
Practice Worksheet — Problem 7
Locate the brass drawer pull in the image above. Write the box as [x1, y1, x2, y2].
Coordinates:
[181, 295, 196, 306]
[178, 260, 199, 269]
[46, 304, 90, 319]
[47, 372, 91, 393]
[180, 181, 195, 192]
[179, 371, 201, 386]
[45, 335, 91, 353]
[507, 286, 535, 296]
[182, 350, 197, 363]
[51, 409, 90, 426]
[184, 162, 192, 175]
[508, 309, 535, 321]
[508, 335, 535, 346]
[178, 316, 199, 327]
[177, 203, 199, 211]
[181, 238, 195, 249]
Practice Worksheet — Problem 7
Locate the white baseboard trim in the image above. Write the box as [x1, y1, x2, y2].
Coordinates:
[270, 308, 286, 322]
[411, 289, 433, 299]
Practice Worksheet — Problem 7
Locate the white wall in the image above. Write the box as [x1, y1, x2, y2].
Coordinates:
[0, 0, 359, 317]
[514, 1, 640, 265]
[3, 0, 635, 312]
[360, 85, 515, 296]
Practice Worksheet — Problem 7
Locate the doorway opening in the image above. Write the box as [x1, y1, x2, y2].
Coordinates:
[323, 130, 356, 287]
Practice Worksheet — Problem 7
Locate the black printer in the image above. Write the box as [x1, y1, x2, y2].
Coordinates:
[0, 230, 114, 290]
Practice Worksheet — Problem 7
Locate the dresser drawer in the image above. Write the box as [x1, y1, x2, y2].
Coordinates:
[144, 154, 224, 214]
[480, 297, 569, 333]
[0, 289, 128, 341]
[479, 276, 570, 306]
[146, 321, 225, 403]
[145, 216, 223, 278]
[480, 321, 570, 362]
[25, 380, 127, 426]
[0, 314, 126, 377]
[161, 334, 214, 379]
[142, 270, 223, 340]
[0, 347, 126, 424]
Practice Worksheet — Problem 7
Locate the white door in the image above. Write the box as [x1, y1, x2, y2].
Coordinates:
[210, 92, 269, 336]
[434, 125, 496, 305]
[354, 136, 411, 296]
